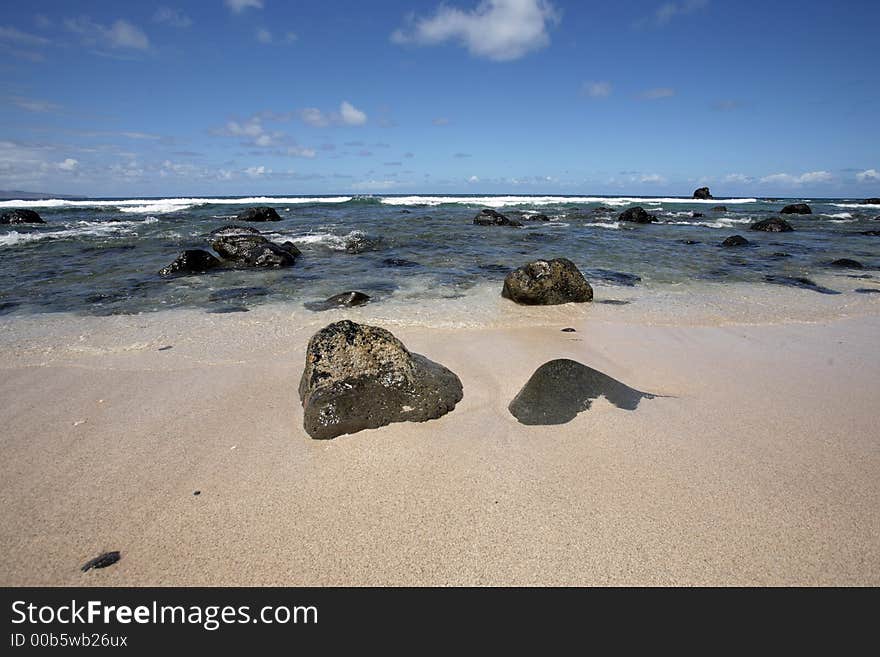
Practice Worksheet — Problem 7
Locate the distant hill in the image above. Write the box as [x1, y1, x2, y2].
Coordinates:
[0, 190, 83, 200]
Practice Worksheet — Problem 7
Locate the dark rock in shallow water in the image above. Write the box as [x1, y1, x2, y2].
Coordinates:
[211, 234, 299, 268]
[305, 291, 371, 312]
[0, 209, 45, 224]
[502, 258, 593, 305]
[751, 217, 794, 232]
[711, 206, 728, 212]
[0, 300, 20, 314]
[159, 250, 221, 276]
[780, 203, 812, 215]
[772, 252, 792, 258]
[561, 327, 576, 332]
[381, 257, 421, 268]
[693, 186, 713, 200]
[829, 258, 863, 269]
[861, 230, 880, 236]
[81, 551, 120, 572]
[235, 206, 281, 222]
[692, 212, 704, 218]
[764, 274, 840, 295]
[596, 299, 631, 305]
[617, 206, 656, 224]
[528, 213, 550, 221]
[855, 288, 880, 294]
[681, 239, 700, 245]
[859, 198, 880, 204]
[207, 306, 250, 313]
[298, 320, 463, 440]
[585, 268, 641, 286]
[473, 208, 522, 227]
[209, 224, 262, 237]
[721, 235, 750, 247]
[508, 359, 655, 425]
[208, 286, 270, 302]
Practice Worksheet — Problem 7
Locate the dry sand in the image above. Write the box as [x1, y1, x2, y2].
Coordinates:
[1, 283, 879, 586]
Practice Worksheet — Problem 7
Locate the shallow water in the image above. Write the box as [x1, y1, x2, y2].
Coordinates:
[1, 194, 878, 317]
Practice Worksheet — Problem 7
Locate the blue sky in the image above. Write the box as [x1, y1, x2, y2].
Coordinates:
[1, 0, 878, 197]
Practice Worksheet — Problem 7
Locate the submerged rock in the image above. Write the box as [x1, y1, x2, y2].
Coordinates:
[208, 286, 270, 302]
[211, 234, 300, 268]
[584, 268, 641, 286]
[298, 320, 463, 439]
[508, 359, 655, 425]
[1, 209, 45, 224]
[692, 212, 705, 218]
[617, 206, 656, 224]
[81, 551, 121, 572]
[473, 209, 522, 227]
[304, 291, 371, 311]
[861, 230, 880, 236]
[693, 186, 713, 200]
[381, 258, 420, 268]
[780, 203, 812, 215]
[750, 217, 794, 232]
[159, 250, 221, 276]
[528, 213, 551, 222]
[235, 206, 282, 222]
[502, 258, 593, 305]
[764, 274, 840, 295]
[859, 198, 880, 204]
[855, 288, 880, 294]
[711, 205, 728, 212]
[721, 235, 750, 247]
[830, 258, 863, 269]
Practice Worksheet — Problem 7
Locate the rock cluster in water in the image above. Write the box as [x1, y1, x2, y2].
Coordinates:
[299, 320, 463, 439]
[721, 235, 749, 247]
[502, 258, 594, 305]
[1, 209, 45, 224]
[781, 203, 812, 215]
[473, 208, 522, 227]
[617, 206, 657, 224]
[693, 187, 713, 200]
[750, 217, 794, 232]
[159, 250, 221, 276]
[234, 206, 282, 222]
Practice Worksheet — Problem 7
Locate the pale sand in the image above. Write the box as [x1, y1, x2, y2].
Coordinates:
[1, 283, 879, 585]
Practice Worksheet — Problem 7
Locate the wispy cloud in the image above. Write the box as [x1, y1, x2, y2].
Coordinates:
[0, 25, 51, 46]
[641, 87, 675, 100]
[153, 7, 192, 28]
[723, 173, 753, 184]
[7, 96, 61, 113]
[225, 0, 264, 13]
[255, 28, 297, 44]
[639, 0, 709, 28]
[212, 113, 316, 157]
[299, 101, 368, 127]
[760, 171, 834, 185]
[432, 117, 450, 126]
[711, 99, 742, 111]
[581, 81, 612, 98]
[856, 169, 879, 182]
[392, 0, 560, 62]
[65, 17, 150, 50]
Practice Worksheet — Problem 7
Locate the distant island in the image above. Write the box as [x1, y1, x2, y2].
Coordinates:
[0, 190, 83, 200]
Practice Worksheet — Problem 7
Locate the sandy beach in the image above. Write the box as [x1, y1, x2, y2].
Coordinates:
[1, 281, 878, 586]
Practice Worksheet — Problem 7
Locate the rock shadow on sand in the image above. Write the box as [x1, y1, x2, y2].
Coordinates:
[509, 358, 657, 425]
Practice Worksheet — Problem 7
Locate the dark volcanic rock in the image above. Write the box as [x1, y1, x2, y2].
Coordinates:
[381, 258, 421, 268]
[1, 209, 45, 224]
[473, 209, 522, 227]
[508, 359, 655, 425]
[693, 186, 713, 200]
[681, 239, 700, 245]
[207, 306, 250, 313]
[764, 275, 840, 295]
[159, 250, 221, 276]
[750, 217, 794, 232]
[721, 235, 750, 247]
[855, 288, 880, 294]
[561, 327, 576, 332]
[234, 206, 282, 222]
[859, 198, 880, 204]
[209, 224, 262, 237]
[298, 320, 463, 440]
[305, 291, 371, 312]
[81, 551, 121, 572]
[862, 230, 880, 236]
[502, 258, 593, 305]
[711, 206, 728, 212]
[617, 206, 656, 224]
[528, 213, 551, 221]
[780, 203, 812, 215]
[211, 234, 299, 268]
[692, 212, 704, 218]
[829, 258, 863, 269]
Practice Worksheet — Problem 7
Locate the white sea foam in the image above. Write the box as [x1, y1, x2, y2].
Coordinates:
[0, 220, 143, 247]
[822, 212, 853, 219]
[582, 222, 621, 229]
[832, 203, 880, 209]
[378, 196, 758, 207]
[0, 196, 354, 214]
[660, 217, 753, 229]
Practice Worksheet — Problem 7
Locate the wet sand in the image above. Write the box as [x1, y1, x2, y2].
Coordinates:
[1, 285, 879, 585]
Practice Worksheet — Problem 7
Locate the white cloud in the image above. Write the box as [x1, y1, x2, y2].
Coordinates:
[392, 0, 560, 62]
[287, 146, 316, 158]
[245, 165, 267, 177]
[582, 81, 612, 98]
[225, 0, 264, 13]
[256, 28, 272, 43]
[639, 173, 666, 183]
[153, 7, 192, 28]
[339, 101, 367, 126]
[723, 173, 753, 184]
[299, 108, 329, 127]
[8, 96, 60, 112]
[352, 179, 397, 190]
[856, 169, 879, 183]
[65, 17, 150, 50]
[760, 171, 834, 185]
[432, 117, 450, 126]
[468, 175, 480, 183]
[641, 87, 675, 100]
[645, 0, 708, 27]
[57, 158, 78, 171]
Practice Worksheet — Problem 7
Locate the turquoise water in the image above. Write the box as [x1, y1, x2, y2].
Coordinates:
[1, 194, 878, 315]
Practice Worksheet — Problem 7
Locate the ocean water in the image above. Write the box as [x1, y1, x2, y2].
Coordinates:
[1, 194, 878, 317]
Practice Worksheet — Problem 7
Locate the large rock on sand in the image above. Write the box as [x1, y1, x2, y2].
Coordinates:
[617, 206, 657, 224]
[750, 217, 794, 232]
[473, 209, 522, 227]
[159, 249, 221, 276]
[693, 187, 713, 200]
[780, 203, 812, 215]
[235, 206, 282, 222]
[502, 258, 593, 305]
[298, 320, 463, 439]
[1, 209, 45, 224]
